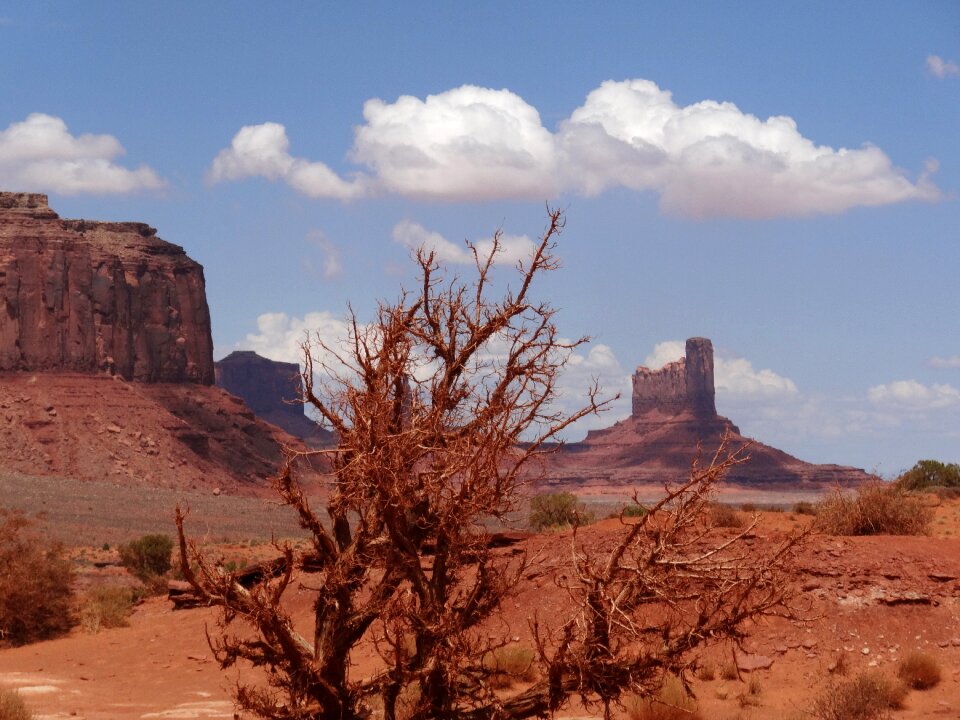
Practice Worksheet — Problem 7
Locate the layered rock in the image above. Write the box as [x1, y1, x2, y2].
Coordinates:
[544, 338, 872, 488]
[215, 350, 332, 443]
[0, 192, 213, 383]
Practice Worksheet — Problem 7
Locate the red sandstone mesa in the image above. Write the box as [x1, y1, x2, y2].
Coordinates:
[0, 192, 214, 384]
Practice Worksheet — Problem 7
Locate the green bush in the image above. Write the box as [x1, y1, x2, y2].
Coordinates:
[79, 586, 137, 633]
[528, 492, 593, 530]
[895, 459, 960, 491]
[0, 689, 32, 720]
[118, 533, 174, 581]
[621, 504, 647, 518]
[0, 510, 74, 646]
[816, 482, 932, 536]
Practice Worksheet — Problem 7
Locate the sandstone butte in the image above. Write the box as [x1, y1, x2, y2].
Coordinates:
[215, 350, 332, 445]
[0, 192, 317, 493]
[541, 337, 875, 488]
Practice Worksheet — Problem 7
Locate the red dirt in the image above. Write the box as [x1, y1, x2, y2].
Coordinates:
[4, 503, 960, 719]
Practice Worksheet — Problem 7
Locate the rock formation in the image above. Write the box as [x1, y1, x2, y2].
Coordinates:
[543, 337, 872, 488]
[215, 350, 332, 443]
[0, 192, 214, 383]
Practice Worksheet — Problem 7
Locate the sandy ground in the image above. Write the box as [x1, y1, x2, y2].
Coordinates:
[4, 496, 960, 719]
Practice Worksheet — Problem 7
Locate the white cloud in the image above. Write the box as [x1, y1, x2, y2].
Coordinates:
[868, 379, 960, 409]
[391, 219, 535, 266]
[928, 355, 960, 369]
[241, 311, 353, 368]
[207, 122, 366, 200]
[304, 229, 342, 279]
[210, 80, 938, 218]
[642, 340, 797, 400]
[0, 113, 165, 194]
[927, 55, 960, 79]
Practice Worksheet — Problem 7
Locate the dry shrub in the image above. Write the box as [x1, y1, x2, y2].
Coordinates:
[79, 586, 136, 634]
[816, 482, 932, 536]
[481, 645, 538, 689]
[719, 662, 739, 680]
[897, 651, 941, 690]
[695, 662, 715, 681]
[812, 671, 907, 720]
[0, 510, 74, 646]
[793, 501, 817, 516]
[624, 675, 702, 720]
[708, 503, 744, 528]
[0, 690, 32, 720]
[737, 675, 763, 707]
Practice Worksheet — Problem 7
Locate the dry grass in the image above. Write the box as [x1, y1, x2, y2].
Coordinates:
[0, 690, 31, 720]
[816, 482, 932, 536]
[719, 662, 739, 681]
[696, 662, 715, 681]
[482, 645, 538, 688]
[897, 651, 941, 690]
[79, 586, 137, 633]
[624, 675, 702, 720]
[812, 671, 907, 720]
[707, 503, 744, 528]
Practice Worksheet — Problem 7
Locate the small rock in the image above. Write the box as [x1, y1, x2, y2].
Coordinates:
[106, 423, 122, 433]
[802, 639, 818, 650]
[737, 653, 774, 671]
[212, 487, 221, 496]
[861, 648, 870, 655]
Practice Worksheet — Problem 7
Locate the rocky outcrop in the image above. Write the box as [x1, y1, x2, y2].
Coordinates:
[632, 337, 717, 418]
[0, 192, 213, 383]
[215, 351, 332, 443]
[544, 338, 873, 488]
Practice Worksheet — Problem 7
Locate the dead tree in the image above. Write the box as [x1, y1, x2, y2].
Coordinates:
[176, 210, 804, 720]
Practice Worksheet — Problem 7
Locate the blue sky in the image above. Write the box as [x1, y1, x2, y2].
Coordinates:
[1, 1, 958, 474]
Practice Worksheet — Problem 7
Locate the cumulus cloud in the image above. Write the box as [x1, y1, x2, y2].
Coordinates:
[241, 311, 354, 368]
[0, 113, 165, 194]
[210, 80, 938, 217]
[928, 355, 960, 369]
[207, 122, 366, 200]
[642, 340, 798, 400]
[868, 379, 960, 409]
[927, 55, 960, 79]
[391, 219, 535, 266]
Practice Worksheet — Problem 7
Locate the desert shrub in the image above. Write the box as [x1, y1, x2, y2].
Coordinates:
[0, 510, 74, 646]
[719, 661, 739, 680]
[528, 492, 593, 530]
[118, 533, 173, 581]
[79, 586, 137, 633]
[621, 504, 647, 518]
[695, 662, 715, 681]
[0, 689, 32, 720]
[793, 501, 817, 516]
[740, 502, 757, 513]
[481, 645, 537, 688]
[897, 651, 941, 690]
[895, 459, 960, 491]
[812, 671, 906, 720]
[707, 502, 744, 528]
[816, 482, 932, 536]
[624, 674, 702, 720]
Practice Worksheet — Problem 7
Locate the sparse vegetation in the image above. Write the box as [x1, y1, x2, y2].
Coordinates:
[815, 481, 932, 536]
[708, 502, 744, 528]
[621, 503, 647, 518]
[695, 662, 715, 681]
[897, 651, 941, 690]
[793, 501, 817, 516]
[812, 671, 906, 720]
[481, 645, 538, 689]
[720, 661, 740, 681]
[895, 459, 960, 491]
[624, 675, 703, 720]
[0, 689, 32, 720]
[528, 491, 593, 530]
[79, 586, 137, 633]
[118, 533, 174, 581]
[0, 510, 74, 647]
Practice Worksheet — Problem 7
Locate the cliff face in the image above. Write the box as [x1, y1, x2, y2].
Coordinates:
[215, 350, 333, 444]
[632, 337, 717, 418]
[0, 192, 213, 383]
